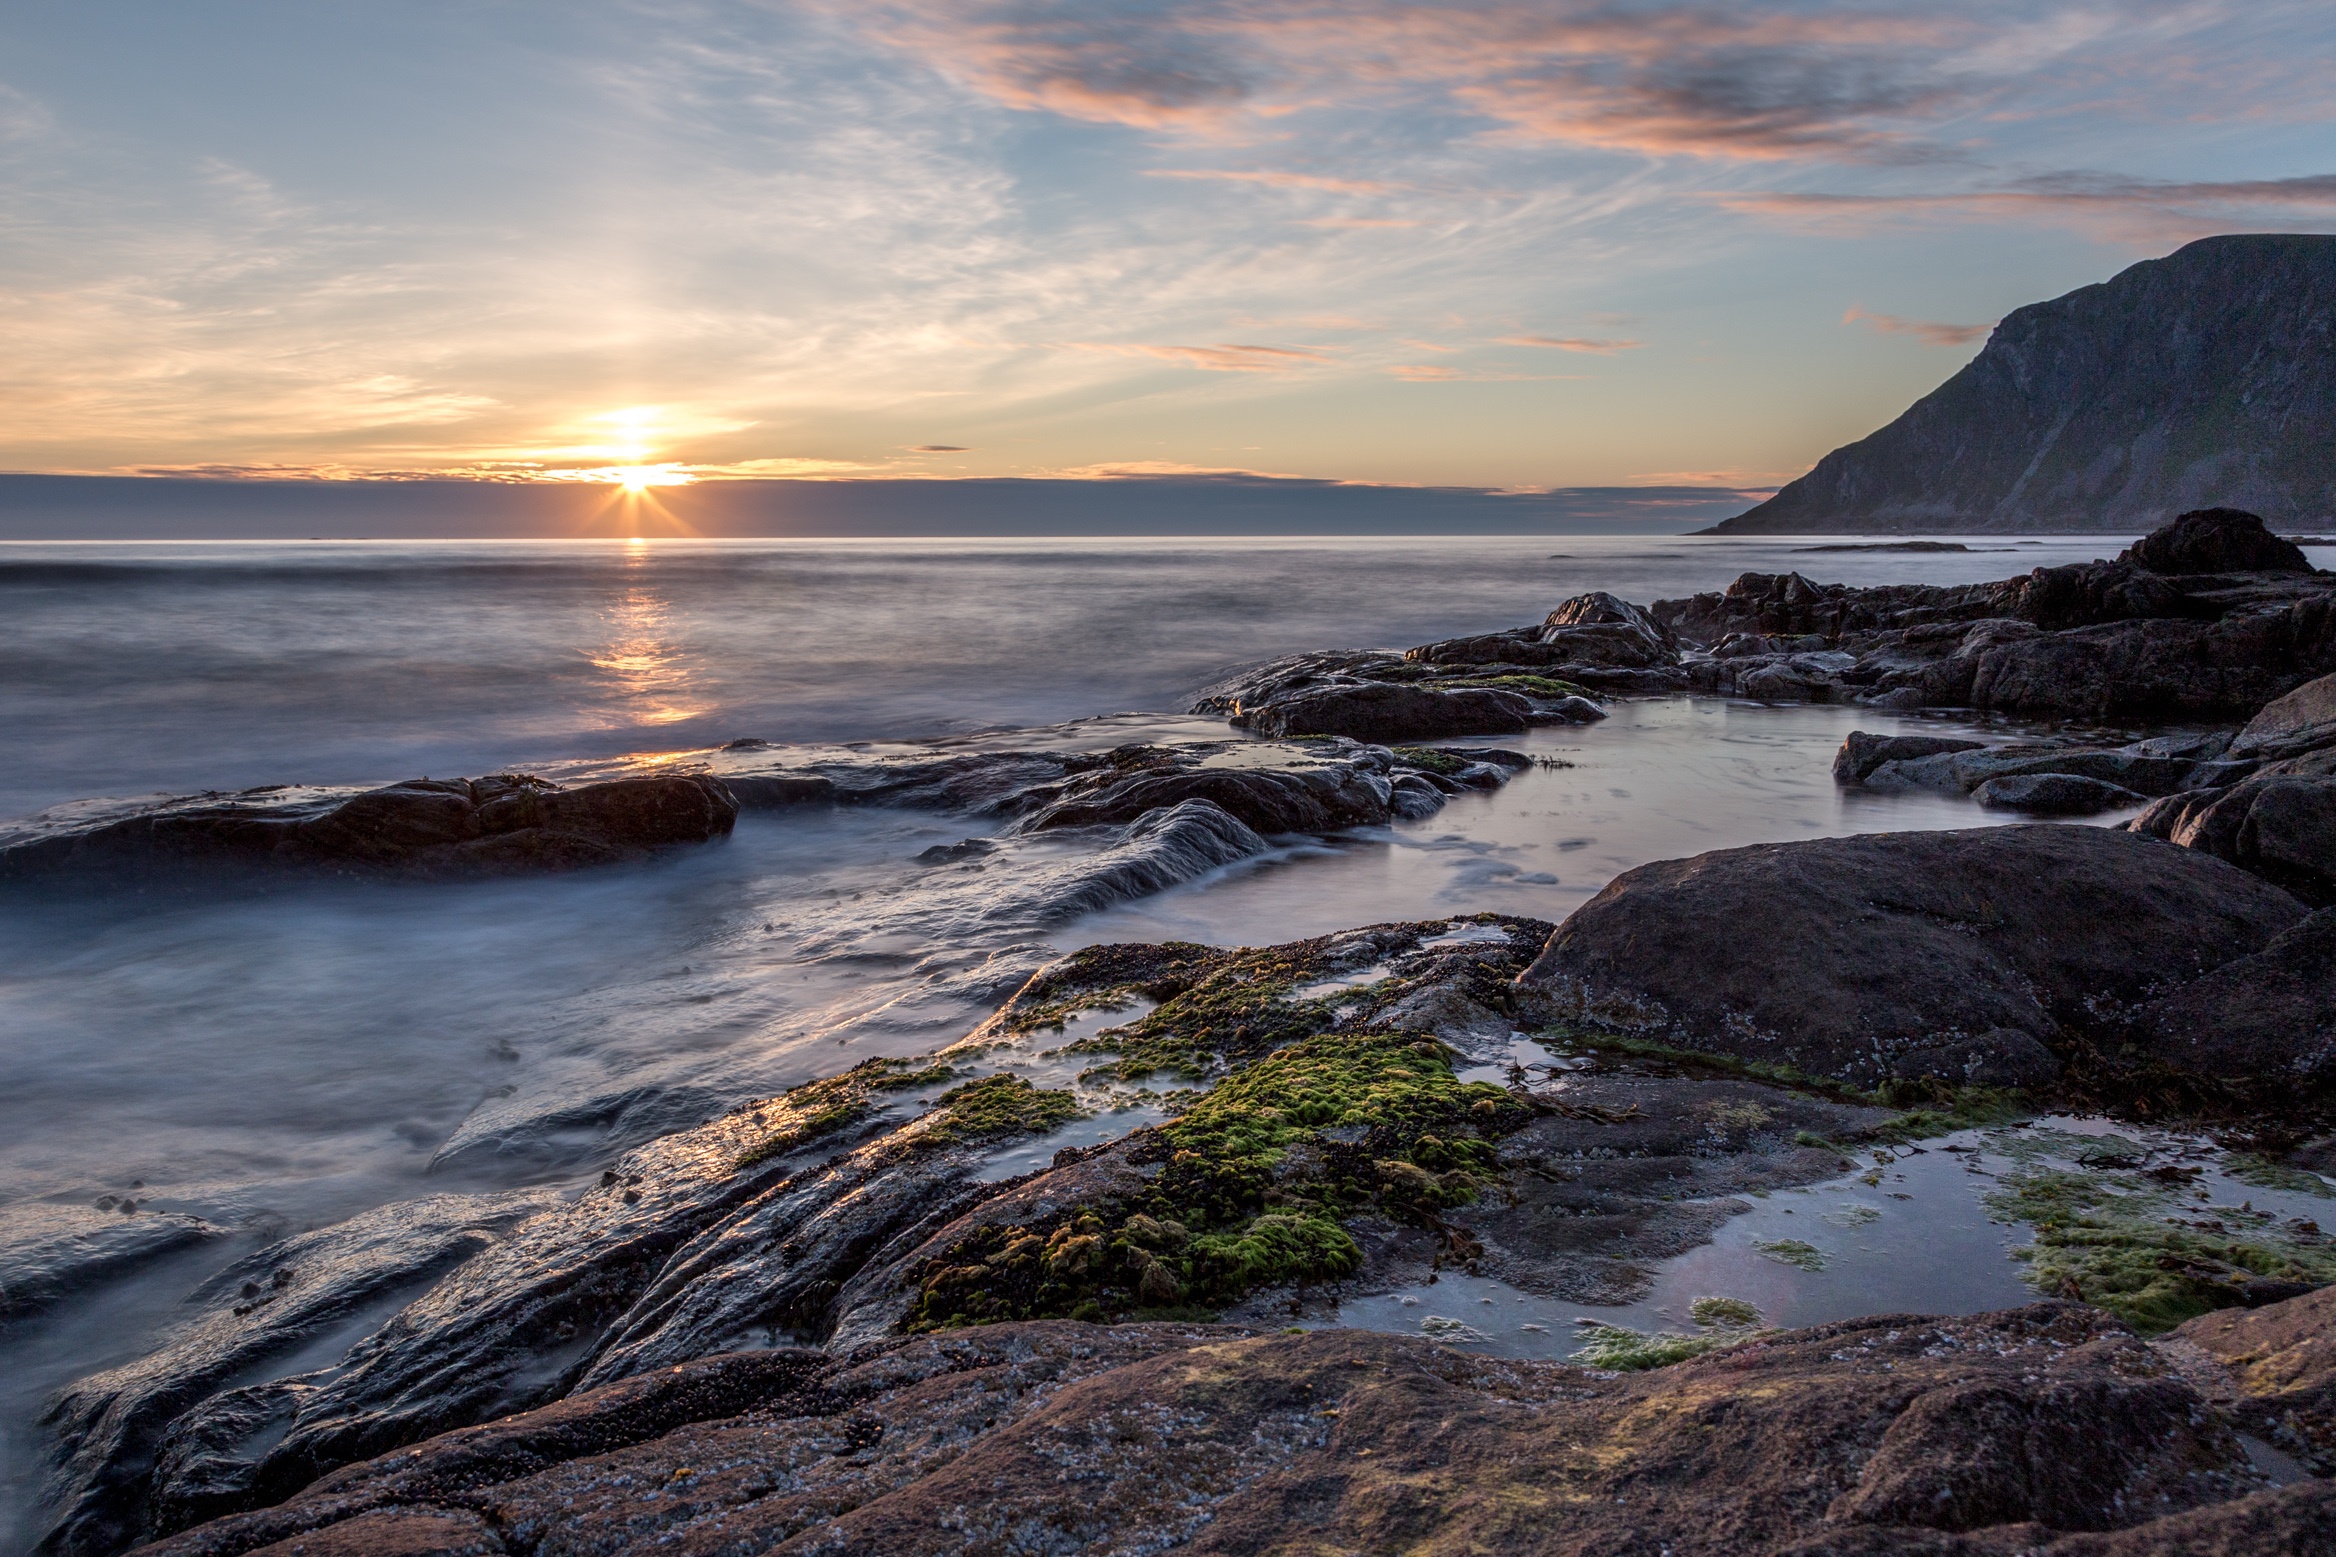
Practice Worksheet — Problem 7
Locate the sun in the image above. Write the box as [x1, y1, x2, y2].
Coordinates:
[611, 464, 692, 492]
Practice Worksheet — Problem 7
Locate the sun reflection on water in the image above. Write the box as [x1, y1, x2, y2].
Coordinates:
[586, 544, 707, 727]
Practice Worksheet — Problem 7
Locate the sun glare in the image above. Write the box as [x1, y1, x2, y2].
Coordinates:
[611, 464, 692, 492]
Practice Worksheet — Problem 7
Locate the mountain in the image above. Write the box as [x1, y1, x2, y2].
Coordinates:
[1711, 234, 2336, 534]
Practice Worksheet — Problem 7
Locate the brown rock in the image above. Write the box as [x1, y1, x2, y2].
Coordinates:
[1517, 825, 2303, 1088]
[145, 1301, 2322, 1557]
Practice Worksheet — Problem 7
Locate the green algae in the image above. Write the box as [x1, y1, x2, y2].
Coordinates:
[1688, 1296, 1763, 1330]
[1570, 1324, 1734, 1371]
[921, 1075, 1081, 1145]
[2226, 1154, 2336, 1198]
[904, 1030, 1535, 1332]
[733, 1056, 962, 1169]
[1443, 673, 1596, 701]
[1983, 1157, 2336, 1332]
[1385, 746, 1474, 775]
[1754, 1239, 1827, 1272]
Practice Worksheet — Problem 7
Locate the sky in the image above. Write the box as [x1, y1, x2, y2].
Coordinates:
[2, 1, 2332, 497]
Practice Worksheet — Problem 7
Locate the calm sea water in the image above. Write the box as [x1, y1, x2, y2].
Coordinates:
[0, 532, 2164, 1542]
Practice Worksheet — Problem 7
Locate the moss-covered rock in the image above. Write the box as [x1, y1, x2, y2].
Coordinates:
[904, 1031, 1536, 1330]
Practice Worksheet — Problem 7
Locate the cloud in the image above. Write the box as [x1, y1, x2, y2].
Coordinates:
[1386, 363, 1584, 382]
[1725, 170, 2336, 243]
[834, 2, 2252, 165]
[1842, 306, 1991, 346]
[1148, 168, 1400, 194]
[908, 443, 971, 451]
[1496, 333, 1643, 352]
[1066, 341, 1335, 371]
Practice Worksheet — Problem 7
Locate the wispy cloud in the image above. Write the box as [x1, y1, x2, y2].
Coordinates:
[1066, 341, 1336, 371]
[1724, 172, 2336, 242]
[1843, 305, 1991, 345]
[1496, 333, 1643, 352]
[1147, 168, 1401, 194]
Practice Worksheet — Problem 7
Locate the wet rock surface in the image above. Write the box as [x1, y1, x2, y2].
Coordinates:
[1185, 513, 2334, 731]
[1518, 825, 2306, 1091]
[0, 775, 740, 883]
[142, 1297, 2336, 1557]
[1657, 510, 2336, 719]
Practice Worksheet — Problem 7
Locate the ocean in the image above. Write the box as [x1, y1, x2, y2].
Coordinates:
[0, 530, 2165, 1542]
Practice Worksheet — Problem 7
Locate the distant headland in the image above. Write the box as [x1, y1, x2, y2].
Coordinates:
[1712, 234, 2336, 535]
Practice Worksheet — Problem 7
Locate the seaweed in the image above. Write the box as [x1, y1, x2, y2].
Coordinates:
[919, 1075, 1082, 1146]
[904, 1030, 1535, 1331]
[1753, 1239, 1827, 1272]
[1984, 1161, 2336, 1332]
[1569, 1324, 1734, 1371]
[1688, 1296, 1762, 1329]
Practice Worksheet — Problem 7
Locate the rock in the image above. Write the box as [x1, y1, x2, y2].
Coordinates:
[718, 773, 837, 806]
[2163, 1280, 2336, 1476]
[1707, 235, 2336, 532]
[1859, 744, 2203, 800]
[2122, 909, 2336, 1091]
[1518, 825, 2304, 1089]
[0, 775, 739, 884]
[1652, 518, 2336, 718]
[1018, 758, 1390, 835]
[1833, 732, 1988, 785]
[0, 1206, 215, 1324]
[1972, 773, 2149, 815]
[2124, 507, 2313, 576]
[2131, 775, 2336, 903]
[1536, 590, 1678, 667]
[2232, 671, 2336, 760]
[1234, 682, 1532, 742]
[40, 1189, 563, 1557]
[145, 1301, 2327, 1557]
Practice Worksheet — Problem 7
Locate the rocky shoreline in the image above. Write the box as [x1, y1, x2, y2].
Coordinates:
[10, 508, 2336, 1555]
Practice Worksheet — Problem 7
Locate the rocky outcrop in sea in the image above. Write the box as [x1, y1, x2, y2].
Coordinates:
[1711, 233, 2336, 533]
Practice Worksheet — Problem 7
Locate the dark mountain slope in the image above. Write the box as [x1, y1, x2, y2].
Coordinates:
[1715, 234, 2336, 533]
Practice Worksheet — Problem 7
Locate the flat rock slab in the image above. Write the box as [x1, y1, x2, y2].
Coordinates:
[1974, 772, 2148, 815]
[0, 775, 739, 883]
[1237, 682, 1533, 741]
[1519, 825, 2305, 1089]
[143, 1298, 2336, 1557]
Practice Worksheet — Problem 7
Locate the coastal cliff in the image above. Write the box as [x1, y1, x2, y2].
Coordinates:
[1713, 234, 2336, 534]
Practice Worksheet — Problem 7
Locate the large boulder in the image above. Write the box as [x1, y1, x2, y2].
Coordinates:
[1518, 825, 2304, 1089]
[2130, 775, 2336, 903]
[1537, 590, 1678, 667]
[2123, 507, 2313, 576]
[2232, 670, 2336, 761]
[1234, 682, 1532, 741]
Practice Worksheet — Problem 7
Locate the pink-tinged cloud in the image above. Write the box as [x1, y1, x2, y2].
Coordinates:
[838, 2, 2065, 163]
[1069, 341, 1335, 371]
[1148, 168, 1401, 194]
[1842, 306, 1992, 346]
[1497, 333, 1643, 353]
